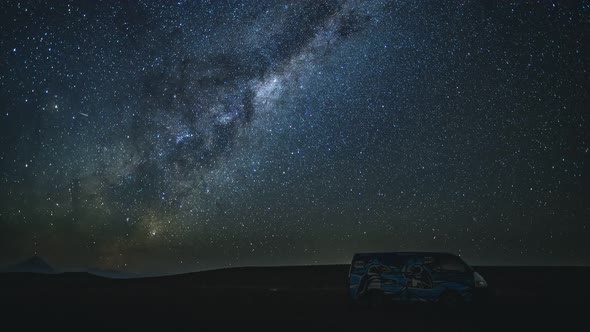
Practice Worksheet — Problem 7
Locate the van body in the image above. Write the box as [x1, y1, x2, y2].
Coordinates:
[348, 252, 487, 305]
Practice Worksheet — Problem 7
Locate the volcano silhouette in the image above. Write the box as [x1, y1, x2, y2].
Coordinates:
[1, 256, 55, 274]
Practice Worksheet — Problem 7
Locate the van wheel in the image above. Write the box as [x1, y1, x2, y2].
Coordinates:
[439, 292, 461, 310]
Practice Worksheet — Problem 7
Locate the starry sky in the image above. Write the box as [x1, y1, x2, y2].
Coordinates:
[0, 0, 588, 273]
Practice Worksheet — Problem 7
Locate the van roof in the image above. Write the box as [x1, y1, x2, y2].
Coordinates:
[352, 251, 459, 257]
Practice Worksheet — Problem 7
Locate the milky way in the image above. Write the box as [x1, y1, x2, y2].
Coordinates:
[1, 1, 588, 273]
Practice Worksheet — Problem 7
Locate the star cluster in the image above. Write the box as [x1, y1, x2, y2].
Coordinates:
[0, 1, 588, 273]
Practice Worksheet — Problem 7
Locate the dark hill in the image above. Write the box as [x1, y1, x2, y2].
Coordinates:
[0, 256, 54, 274]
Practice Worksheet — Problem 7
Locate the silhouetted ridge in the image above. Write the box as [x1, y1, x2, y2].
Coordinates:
[1, 256, 54, 274]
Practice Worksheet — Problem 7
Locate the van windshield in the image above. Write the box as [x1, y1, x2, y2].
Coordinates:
[437, 256, 469, 272]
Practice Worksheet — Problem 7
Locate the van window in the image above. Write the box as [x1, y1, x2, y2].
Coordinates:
[352, 260, 365, 269]
[380, 254, 405, 267]
[438, 256, 467, 272]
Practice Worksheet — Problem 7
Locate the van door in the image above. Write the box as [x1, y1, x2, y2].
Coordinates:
[403, 255, 437, 302]
[433, 255, 473, 301]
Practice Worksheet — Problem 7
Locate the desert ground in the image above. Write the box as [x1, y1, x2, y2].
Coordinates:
[1, 265, 588, 330]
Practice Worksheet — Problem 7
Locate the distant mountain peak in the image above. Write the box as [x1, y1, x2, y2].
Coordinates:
[24, 255, 50, 265]
[2, 255, 55, 273]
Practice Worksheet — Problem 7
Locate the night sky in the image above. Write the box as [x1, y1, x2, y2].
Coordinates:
[1, 0, 588, 273]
